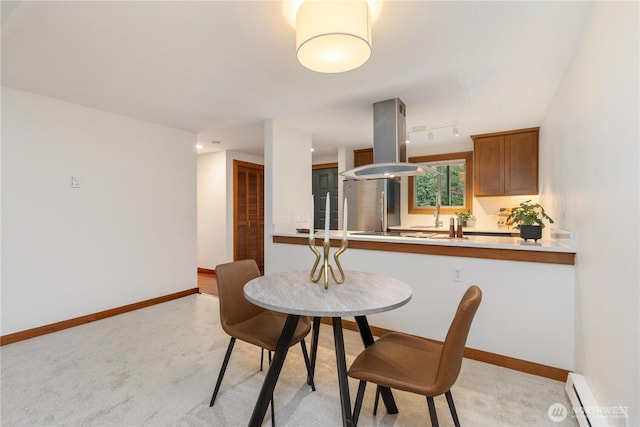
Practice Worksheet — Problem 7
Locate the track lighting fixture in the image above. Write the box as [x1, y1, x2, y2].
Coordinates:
[406, 123, 461, 142]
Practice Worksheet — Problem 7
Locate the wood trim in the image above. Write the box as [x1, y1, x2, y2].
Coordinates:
[408, 151, 473, 215]
[319, 317, 568, 382]
[233, 160, 265, 266]
[233, 159, 264, 169]
[197, 267, 216, 275]
[273, 235, 575, 265]
[470, 127, 540, 140]
[312, 162, 338, 170]
[0, 288, 199, 346]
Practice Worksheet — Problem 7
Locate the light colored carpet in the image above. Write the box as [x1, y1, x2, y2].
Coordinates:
[1, 294, 577, 426]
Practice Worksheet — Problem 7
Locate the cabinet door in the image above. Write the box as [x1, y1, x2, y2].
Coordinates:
[354, 148, 373, 167]
[474, 136, 505, 196]
[505, 131, 538, 195]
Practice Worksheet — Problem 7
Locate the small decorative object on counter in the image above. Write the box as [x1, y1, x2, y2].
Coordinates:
[497, 207, 513, 228]
[449, 217, 456, 238]
[308, 195, 348, 289]
[506, 200, 554, 242]
[456, 218, 463, 238]
[455, 209, 475, 227]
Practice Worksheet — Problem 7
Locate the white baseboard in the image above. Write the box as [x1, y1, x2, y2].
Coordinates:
[565, 373, 629, 427]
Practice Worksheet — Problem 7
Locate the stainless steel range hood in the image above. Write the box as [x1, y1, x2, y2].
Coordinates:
[341, 98, 426, 179]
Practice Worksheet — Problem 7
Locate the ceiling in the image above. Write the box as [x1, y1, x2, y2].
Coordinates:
[1, 1, 591, 157]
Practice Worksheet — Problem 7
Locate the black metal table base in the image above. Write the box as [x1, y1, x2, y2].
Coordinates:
[248, 314, 300, 427]
[248, 314, 398, 426]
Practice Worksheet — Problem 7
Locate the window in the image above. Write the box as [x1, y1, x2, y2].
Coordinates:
[408, 151, 473, 214]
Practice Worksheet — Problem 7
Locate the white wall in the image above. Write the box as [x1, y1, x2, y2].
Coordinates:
[540, 2, 639, 425]
[268, 242, 575, 370]
[1, 87, 197, 335]
[197, 151, 226, 270]
[264, 119, 312, 273]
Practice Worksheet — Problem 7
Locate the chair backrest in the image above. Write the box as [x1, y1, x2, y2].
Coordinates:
[433, 285, 482, 394]
[215, 259, 264, 334]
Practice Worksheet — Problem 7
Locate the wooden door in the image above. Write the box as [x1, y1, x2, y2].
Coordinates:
[234, 161, 264, 272]
[312, 164, 338, 230]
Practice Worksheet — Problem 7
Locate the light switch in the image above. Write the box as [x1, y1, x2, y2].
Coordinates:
[71, 175, 81, 188]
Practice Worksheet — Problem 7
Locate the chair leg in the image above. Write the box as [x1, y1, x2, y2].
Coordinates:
[445, 390, 461, 427]
[352, 380, 367, 426]
[260, 348, 264, 371]
[373, 386, 381, 415]
[299, 339, 315, 391]
[426, 396, 439, 427]
[270, 393, 275, 426]
[307, 317, 321, 389]
[267, 349, 275, 426]
[209, 337, 236, 407]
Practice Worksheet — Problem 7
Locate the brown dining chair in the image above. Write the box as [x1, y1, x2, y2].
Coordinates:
[348, 285, 482, 427]
[208, 259, 314, 420]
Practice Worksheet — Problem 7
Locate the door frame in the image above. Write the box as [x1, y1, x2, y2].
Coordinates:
[233, 160, 265, 267]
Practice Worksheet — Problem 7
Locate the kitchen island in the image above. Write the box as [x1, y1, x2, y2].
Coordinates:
[266, 230, 576, 381]
[274, 228, 575, 265]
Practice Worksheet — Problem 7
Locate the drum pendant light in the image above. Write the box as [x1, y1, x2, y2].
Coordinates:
[296, 1, 371, 73]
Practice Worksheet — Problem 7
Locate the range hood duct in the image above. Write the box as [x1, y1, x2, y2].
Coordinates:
[341, 98, 426, 179]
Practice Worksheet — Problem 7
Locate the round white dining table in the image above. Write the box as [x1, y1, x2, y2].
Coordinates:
[244, 270, 412, 427]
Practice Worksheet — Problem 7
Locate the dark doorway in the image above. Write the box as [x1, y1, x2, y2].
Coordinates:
[312, 163, 338, 230]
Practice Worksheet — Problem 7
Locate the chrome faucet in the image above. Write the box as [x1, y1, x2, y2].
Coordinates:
[434, 172, 442, 228]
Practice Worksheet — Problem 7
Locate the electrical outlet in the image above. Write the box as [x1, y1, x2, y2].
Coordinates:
[453, 267, 463, 282]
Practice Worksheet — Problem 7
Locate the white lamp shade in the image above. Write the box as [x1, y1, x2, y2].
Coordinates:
[296, 1, 371, 73]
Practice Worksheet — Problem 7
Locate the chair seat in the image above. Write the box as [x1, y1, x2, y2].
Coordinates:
[225, 311, 311, 352]
[348, 332, 445, 396]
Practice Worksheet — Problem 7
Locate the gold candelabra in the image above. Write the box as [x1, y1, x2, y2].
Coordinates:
[308, 237, 347, 289]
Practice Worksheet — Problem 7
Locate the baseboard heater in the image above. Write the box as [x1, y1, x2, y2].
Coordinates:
[566, 373, 628, 427]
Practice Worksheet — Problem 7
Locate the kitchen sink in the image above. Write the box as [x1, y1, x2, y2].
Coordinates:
[351, 231, 437, 239]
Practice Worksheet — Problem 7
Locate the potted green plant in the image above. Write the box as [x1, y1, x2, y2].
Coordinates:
[455, 209, 475, 227]
[506, 200, 554, 241]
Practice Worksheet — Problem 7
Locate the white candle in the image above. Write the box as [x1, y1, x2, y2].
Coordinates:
[310, 195, 314, 240]
[343, 197, 348, 239]
[324, 192, 330, 243]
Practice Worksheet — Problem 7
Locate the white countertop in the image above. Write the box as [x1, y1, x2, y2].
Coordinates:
[277, 228, 575, 253]
[389, 225, 514, 234]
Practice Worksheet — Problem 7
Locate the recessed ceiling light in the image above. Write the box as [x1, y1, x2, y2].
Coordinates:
[195, 144, 203, 150]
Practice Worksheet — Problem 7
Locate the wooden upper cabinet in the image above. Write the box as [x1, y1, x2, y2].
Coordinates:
[353, 148, 373, 167]
[473, 135, 504, 196]
[504, 131, 538, 195]
[472, 127, 539, 196]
